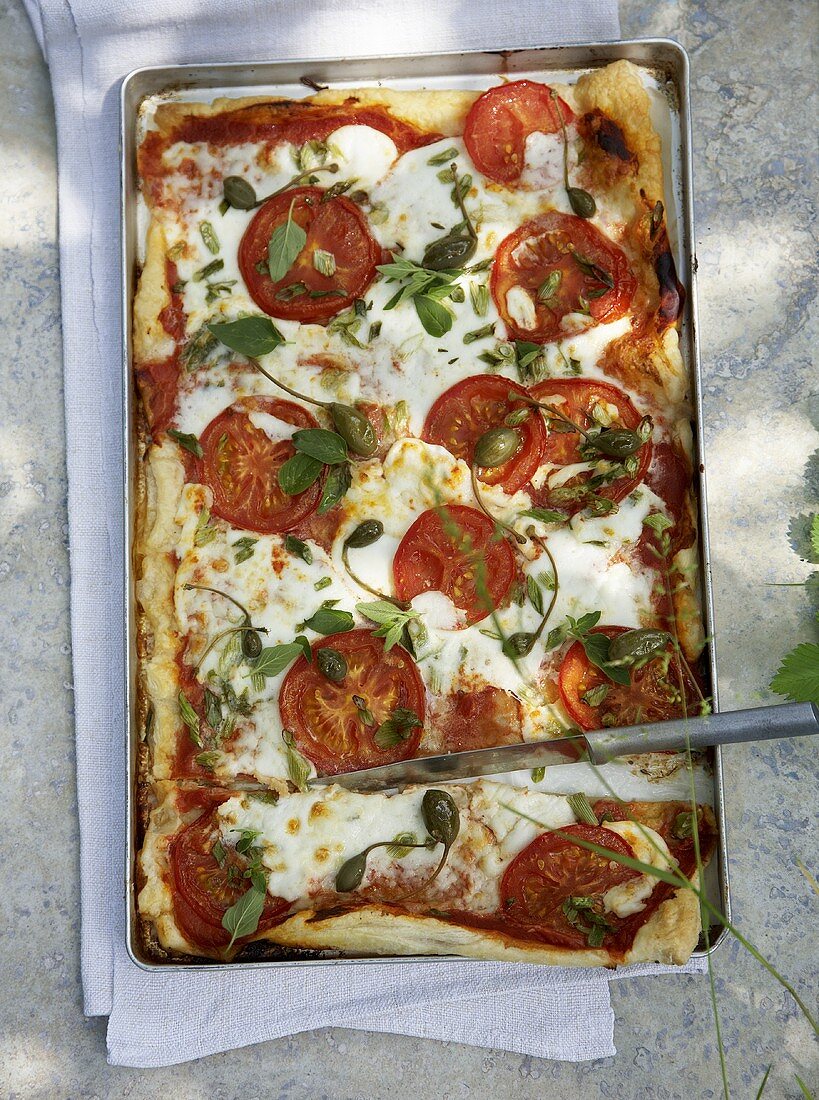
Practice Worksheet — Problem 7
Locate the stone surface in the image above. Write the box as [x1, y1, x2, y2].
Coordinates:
[0, 0, 816, 1095]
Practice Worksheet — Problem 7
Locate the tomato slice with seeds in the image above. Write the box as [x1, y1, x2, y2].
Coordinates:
[463, 80, 575, 187]
[278, 629, 425, 775]
[527, 377, 651, 515]
[500, 824, 638, 948]
[238, 186, 380, 323]
[392, 505, 516, 628]
[170, 809, 289, 950]
[422, 376, 546, 493]
[199, 396, 322, 534]
[491, 212, 636, 343]
[558, 626, 701, 732]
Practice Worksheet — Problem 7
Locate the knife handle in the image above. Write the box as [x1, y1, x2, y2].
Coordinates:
[584, 701, 819, 763]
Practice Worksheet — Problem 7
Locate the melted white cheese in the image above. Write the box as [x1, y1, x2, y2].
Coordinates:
[216, 780, 578, 911]
[601, 820, 673, 918]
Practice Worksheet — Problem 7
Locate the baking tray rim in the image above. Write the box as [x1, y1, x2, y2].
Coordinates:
[121, 37, 730, 972]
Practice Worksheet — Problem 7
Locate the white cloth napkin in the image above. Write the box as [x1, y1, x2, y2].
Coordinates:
[21, 0, 704, 1069]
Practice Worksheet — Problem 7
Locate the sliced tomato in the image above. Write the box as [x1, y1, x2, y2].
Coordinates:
[392, 505, 516, 627]
[500, 824, 638, 948]
[170, 809, 289, 950]
[527, 378, 651, 515]
[199, 396, 322, 534]
[278, 629, 425, 774]
[422, 376, 546, 492]
[238, 187, 380, 323]
[558, 626, 701, 732]
[463, 81, 574, 187]
[491, 212, 636, 343]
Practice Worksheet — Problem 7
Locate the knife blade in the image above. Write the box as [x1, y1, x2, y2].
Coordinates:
[310, 702, 818, 792]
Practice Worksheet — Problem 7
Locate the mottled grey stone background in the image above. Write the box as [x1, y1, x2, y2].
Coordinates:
[0, 0, 816, 1095]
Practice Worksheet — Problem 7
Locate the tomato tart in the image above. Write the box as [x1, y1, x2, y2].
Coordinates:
[133, 60, 712, 965]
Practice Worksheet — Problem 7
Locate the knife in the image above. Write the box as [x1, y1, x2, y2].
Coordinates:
[311, 701, 819, 792]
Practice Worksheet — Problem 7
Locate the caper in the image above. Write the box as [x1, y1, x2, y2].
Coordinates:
[242, 629, 263, 660]
[591, 428, 643, 458]
[223, 175, 258, 210]
[335, 849, 369, 892]
[423, 234, 477, 271]
[609, 628, 670, 665]
[422, 790, 460, 847]
[344, 520, 384, 549]
[330, 403, 377, 457]
[503, 632, 536, 658]
[316, 647, 347, 683]
[473, 427, 520, 468]
[567, 187, 597, 219]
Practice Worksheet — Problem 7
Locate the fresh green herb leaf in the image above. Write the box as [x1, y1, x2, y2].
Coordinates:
[200, 221, 220, 254]
[537, 270, 562, 303]
[222, 883, 266, 949]
[770, 643, 819, 705]
[292, 428, 348, 465]
[193, 258, 224, 282]
[267, 197, 307, 281]
[317, 462, 352, 514]
[788, 513, 819, 564]
[195, 750, 221, 770]
[278, 452, 323, 495]
[356, 600, 420, 652]
[520, 507, 569, 526]
[208, 316, 285, 358]
[327, 308, 367, 348]
[284, 534, 313, 564]
[249, 643, 306, 679]
[530, 766, 546, 783]
[312, 248, 336, 277]
[464, 323, 495, 344]
[469, 282, 489, 317]
[299, 607, 355, 635]
[194, 507, 217, 546]
[567, 792, 599, 826]
[374, 706, 422, 749]
[212, 839, 227, 867]
[581, 683, 609, 708]
[167, 429, 203, 458]
[526, 574, 544, 616]
[643, 512, 674, 536]
[415, 295, 453, 337]
[204, 687, 223, 730]
[178, 691, 201, 746]
[427, 146, 460, 166]
[232, 536, 258, 564]
[314, 576, 332, 591]
[282, 730, 312, 791]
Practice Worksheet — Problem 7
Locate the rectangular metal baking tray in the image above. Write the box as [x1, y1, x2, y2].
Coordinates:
[121, 38, 730, 970]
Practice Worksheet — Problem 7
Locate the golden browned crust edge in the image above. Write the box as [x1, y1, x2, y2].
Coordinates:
[138, 784, 709, 966]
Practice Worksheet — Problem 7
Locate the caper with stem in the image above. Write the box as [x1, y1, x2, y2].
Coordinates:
[183, 583, 268, 671]
[248, 358, 376, 457]
[515, 390, 652, 460]
[335, 836, 438, 892]
[551, 89, 596, 219]
[222, 163, 340, 211]
[341, 522, 409, 607]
